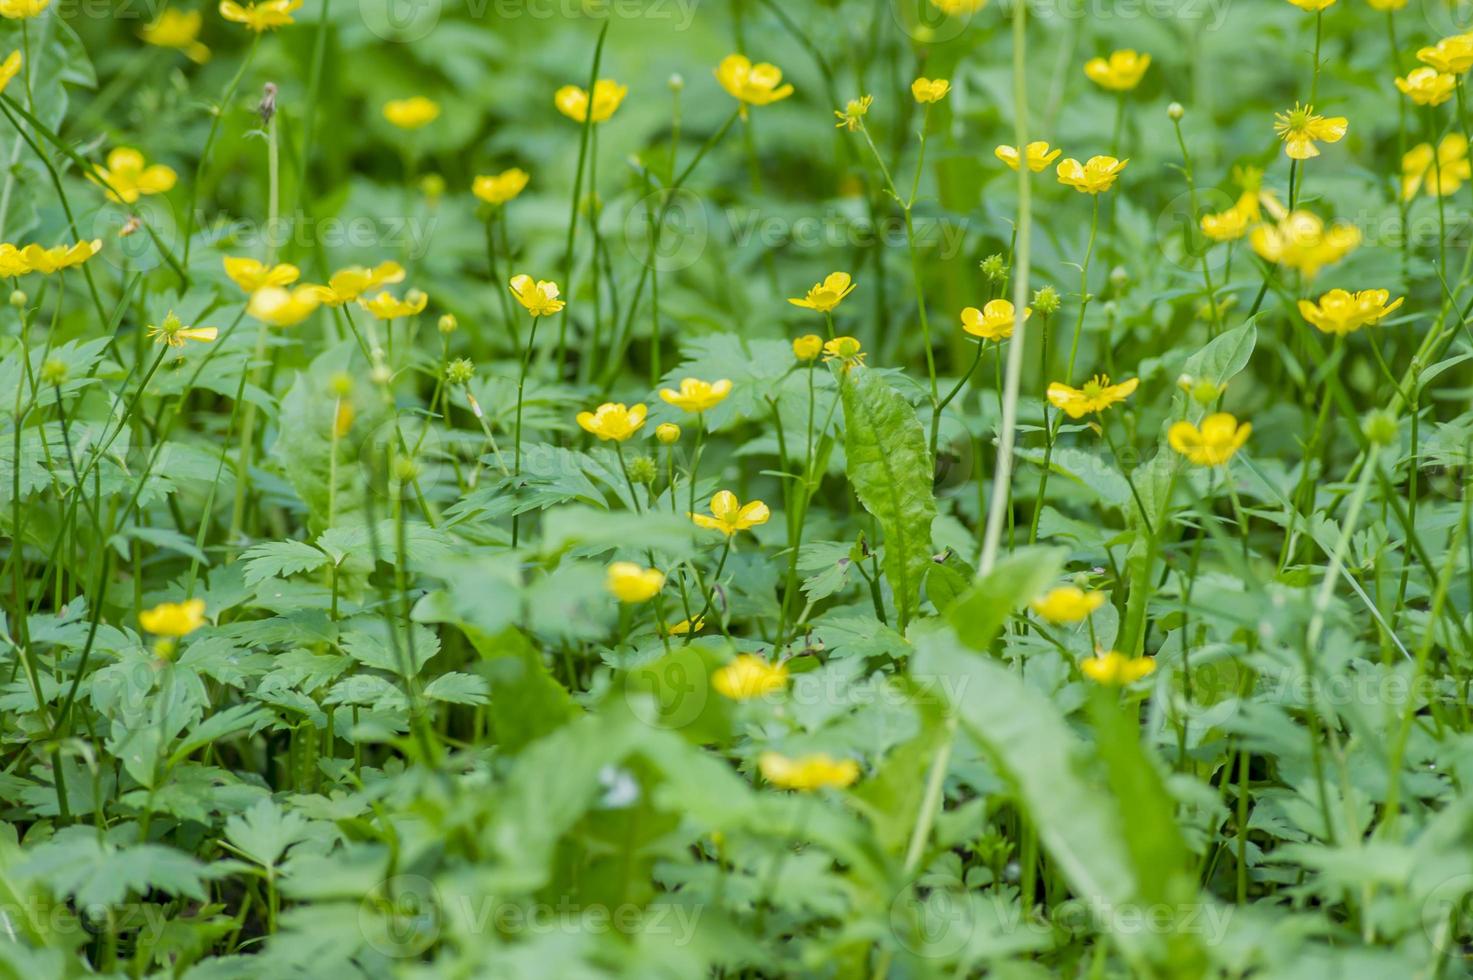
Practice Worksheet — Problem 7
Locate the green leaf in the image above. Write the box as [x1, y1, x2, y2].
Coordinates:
[1171, 319, 1257, 421]
[945, 546, 1067, 651]
[423, 671, 490, 705]
[240, 539, 330, 587]
[840, 369, 936, 629]
[225, 798, 311, 870]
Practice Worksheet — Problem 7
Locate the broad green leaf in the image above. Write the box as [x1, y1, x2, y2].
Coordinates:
[841, 369, 936, 629]
[945, 546, 1067, 651]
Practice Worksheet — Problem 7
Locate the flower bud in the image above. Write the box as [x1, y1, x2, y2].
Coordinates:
[445, 357, 475, 385]
[1031, 285, 1061, 315]
[980, 253, 1007, 282]
[1364, 409, 1398, 447]
[793, 334, 822, 361]
[328, 370, 354, 398]
[1167, 102, 1185, 121]
[656, 422, 681, 444]
[1109, 266, 1128, 290]
[668, 73, 685, 92]
[8, 290, 25, 308]
[438, 314, 458, 334]
[392, 456, 421, 484]
[39, 358, 68, 386]
[628, 455, 658, 484]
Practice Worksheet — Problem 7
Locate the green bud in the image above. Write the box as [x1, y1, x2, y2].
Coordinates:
[39, 358, 68, 386]
[1031, 285, 1061, 316]
[628, 455, 658, 485]
[445, 357, 475, 385]
[1364, 409, 1398, 447]
[979, 253, 1007, 282]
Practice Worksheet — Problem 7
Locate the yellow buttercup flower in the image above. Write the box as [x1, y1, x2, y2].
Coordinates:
[1401, 136, 1470, 200]
[92, 147, 177, 205]
[995, 141, 1062, 173]
[1250, 208, 1360, 277]
[1046, 375, 1139, 418]
[1396, 67, 1456, 106]
[655, 422, 681, 444]
[139, 598, 207, 637]
[606, 562, 665, 603]
[930, 0, 986, 12]
[834, 95, 874, 132]
[248, 285, 324, 327]
[1285, 0, 1335, 10]
[16, 240, 102, 274]
[0, 245, 27, 277]
[147, 311, 218, 348]
[660, 378, 732, 413]
[577, 402, 647, 441]
[759, 751, 859, 790]
[1031, 586, 1106, 624]
[554, 79, 628, 123]
[1080, 651, 1156, 685]
[383, 97, 440, 130]
[793, 334, 823, 361]
[0, 51, 21, 95]
[1056, 156, 1128, 193]
[788, 272, 856, 312]
[223, 256, 300, 293]
[0, 0, 48, 17]
[1199, 191, 1260, 242]
[508, 274, 564, 317]
[1417, 34, 1473, 74]
[1273, 102, 1348, 160]
[219, 0, 301, 31]
[320, 261, 405, 305]
[961, 300, 1029, 341]
[716, 54, 794, 116]
[822, 335, 865, 369]
[139, 9, 210, 63]
[1083, 50, 1151, 91]
[1168, 412, 1251, 466]
[911, 77, 950, 103]
[473, 168, 529, 206]
[1296, 289, 1404, 336]
[1367, 0, 1406, 8]
[712, 654, 789, 700]
[667, 616, 705, 636]
[691, 490, 770, 536]
[358, 289, 427, 320]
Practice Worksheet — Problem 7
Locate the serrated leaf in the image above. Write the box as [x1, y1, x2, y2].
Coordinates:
[240, 539, 330, 587]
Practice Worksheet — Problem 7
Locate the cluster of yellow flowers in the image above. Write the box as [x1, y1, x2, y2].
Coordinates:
[221, 257, 428, 330]
[0, 240, 102, 277]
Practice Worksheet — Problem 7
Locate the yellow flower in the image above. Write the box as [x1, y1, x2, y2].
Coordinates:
[1296, 289, 1404, 335]
[1083, 50, 1151, 91]
[691, 490, 770, 536]
[218, 0, 301, 32]
[822, 335, 865, 368]
[1417, 34, 1473, 74]
[759, 751, 859, 791]
[655, 422, 681, 444]
[147, 311, 218, 348]
[606, 562, 665, 603]
[358, 289, 428, 320]
[716, 54, 794, 116]
[473, 168, 529, 206]
[248, 285, 324, 327]
[0, 245, 27, 277]
[930, 0, 986, 12]
[961, 300, 1029, 341]
[667, 616, 705, 636]
[223, 257, 300, 293]
[1080, 651, 1156, 685]
[788, 272, 856, 312]
[1046, 374, 1139, 418]
[1273, 103, 1348, 160]
[92, 147, 177, 205]
[139, 9, 210, 63]
[834, 95, 874, 132]
[0, 50, 21, 95]
[508, 274, 564, 317]
[1056, 156, 1128, 193]
[320, 261, 406, 305]
[383, 97, 440, 130]
[1285, 0, 1335, 9]
[1401, 135, 1471, 200]
[712, 654, 789, 700]
[1168, 413, 1251, 466]
[554, 79, 628, 123]
[793, 334, 823, 361]
[1199, 191, 1261, 242]
[0, 0, 48, 17]
[139, 598, 207, 637]
[1031, 586, 1106, 624]
[911, 77, 950, 103]
[995, 141, 1062, 173]
[1250, 208, 1360, 277]
[659, 378, 732, 413]
[16, 240, 102, 274]
[1396, 67, 1457, 106]
[577, 402, 647, 441]
[1367, 0, 1406, 8]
